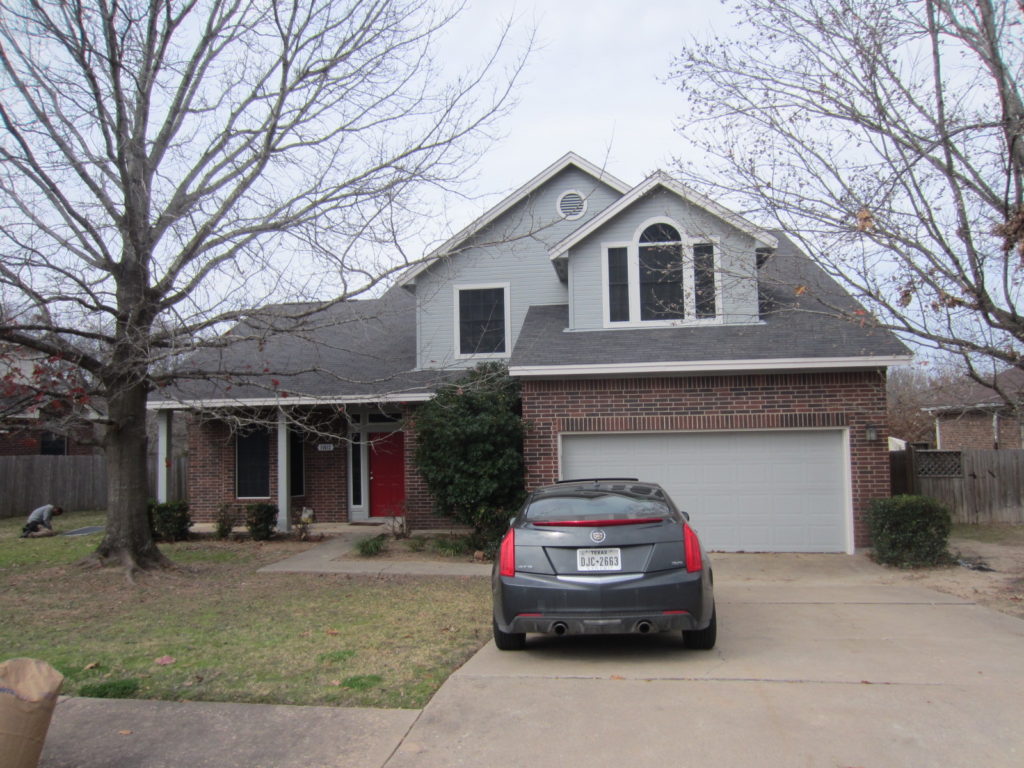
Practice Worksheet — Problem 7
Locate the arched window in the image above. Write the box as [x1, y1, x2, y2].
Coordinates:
[638, 224, 685, 321]
[603, 221, 717, 324]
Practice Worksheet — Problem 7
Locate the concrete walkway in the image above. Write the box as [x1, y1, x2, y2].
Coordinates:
[256, 527, 489, 577]
[38, 549, 1024, 768]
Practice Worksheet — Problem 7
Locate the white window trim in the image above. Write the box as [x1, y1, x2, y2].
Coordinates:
[453, 282, 512, 360]
[601, 218, 723, 328]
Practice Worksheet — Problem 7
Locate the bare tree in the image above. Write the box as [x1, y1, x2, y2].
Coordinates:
[672, 0, 1024, 389]
[0, 0, 527, 574]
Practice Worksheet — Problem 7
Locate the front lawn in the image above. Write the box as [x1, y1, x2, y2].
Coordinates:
[0, 511, 490, 708]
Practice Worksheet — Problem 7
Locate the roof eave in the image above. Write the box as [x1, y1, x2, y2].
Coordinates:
[147, 392, 436, 411]
[510, 355, 912, 378]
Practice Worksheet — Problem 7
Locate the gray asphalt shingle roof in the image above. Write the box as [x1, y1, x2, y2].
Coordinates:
[154, 288, 453, 406]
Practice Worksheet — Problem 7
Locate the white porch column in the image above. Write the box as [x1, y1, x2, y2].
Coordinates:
[156, 409, 172, 503]
[276, 409, 291, 532]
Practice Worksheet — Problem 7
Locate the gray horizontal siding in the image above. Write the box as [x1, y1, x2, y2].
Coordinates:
[415, 166, 623, 369]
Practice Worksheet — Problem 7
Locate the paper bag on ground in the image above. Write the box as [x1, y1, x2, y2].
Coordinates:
[0, 658, 64, 768]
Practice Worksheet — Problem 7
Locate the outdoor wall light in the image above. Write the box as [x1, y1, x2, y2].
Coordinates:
[865, 425, 879, 442]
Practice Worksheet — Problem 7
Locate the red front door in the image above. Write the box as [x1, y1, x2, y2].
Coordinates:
[369, 431, 406, 517]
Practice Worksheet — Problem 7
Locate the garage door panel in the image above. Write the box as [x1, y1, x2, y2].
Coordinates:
[561, 431, 847, 553]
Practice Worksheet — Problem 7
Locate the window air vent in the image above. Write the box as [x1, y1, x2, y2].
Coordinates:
[557, 191, 586, 220]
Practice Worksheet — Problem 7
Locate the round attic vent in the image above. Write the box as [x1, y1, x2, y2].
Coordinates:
[557, 190, 587, 220]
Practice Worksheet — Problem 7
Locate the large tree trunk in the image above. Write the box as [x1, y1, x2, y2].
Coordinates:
[93, 379, 172, 573]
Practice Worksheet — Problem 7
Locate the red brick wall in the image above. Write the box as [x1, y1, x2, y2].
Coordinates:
[520, 371, 890, 549]
[937, 412, 1022, 450]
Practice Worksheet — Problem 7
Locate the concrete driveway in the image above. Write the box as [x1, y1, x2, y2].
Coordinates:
[386, 554, 1024, 768]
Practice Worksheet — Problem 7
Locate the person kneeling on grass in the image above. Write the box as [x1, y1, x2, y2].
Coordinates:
[20, 504, 64, 538]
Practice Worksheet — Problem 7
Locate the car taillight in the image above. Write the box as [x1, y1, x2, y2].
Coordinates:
[684, 523, 702, 573]
[499, 528, 516, 577]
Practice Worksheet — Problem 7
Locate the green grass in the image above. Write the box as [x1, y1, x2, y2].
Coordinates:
[951, 523, 1024, 546]
[0, 511, 491, 708]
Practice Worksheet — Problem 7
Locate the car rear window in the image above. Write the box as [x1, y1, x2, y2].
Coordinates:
[525, 493, 672, 523]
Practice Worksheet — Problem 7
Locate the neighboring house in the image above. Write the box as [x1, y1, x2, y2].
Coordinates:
[925, 368, 1024, 450]
[0, 344, 97, 456]
[152, 153, 911, 553]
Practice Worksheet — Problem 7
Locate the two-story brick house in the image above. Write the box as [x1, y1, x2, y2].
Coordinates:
[152, 153, 910, 552]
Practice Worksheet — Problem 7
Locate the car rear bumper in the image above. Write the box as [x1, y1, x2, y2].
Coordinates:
[494, 567, 714, 636]
[506, 612, 701, 635]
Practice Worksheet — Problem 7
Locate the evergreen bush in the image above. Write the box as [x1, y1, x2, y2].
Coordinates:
[412, 363, 525, 550]
[245, 503, 278, 541]
[867, 495, 953, 567]
[215, 504, 236, 539]
[148, 500, 192, 542]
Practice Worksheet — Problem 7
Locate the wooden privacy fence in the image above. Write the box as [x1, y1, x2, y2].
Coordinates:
[892, 448, 1024, 524]
[0, 455, 187, 519]
[0, 455, 107, 519]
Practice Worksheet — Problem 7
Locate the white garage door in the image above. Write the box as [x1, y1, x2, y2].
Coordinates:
[561, 430, 849, 553]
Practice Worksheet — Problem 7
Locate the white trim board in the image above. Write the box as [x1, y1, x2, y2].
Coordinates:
[511, 355, 912, 378]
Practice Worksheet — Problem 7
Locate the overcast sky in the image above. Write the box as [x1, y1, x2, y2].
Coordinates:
[444, 0, 737, 214]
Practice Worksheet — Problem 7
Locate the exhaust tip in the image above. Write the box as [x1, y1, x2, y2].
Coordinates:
[552, 622, 568, 636]
[636, 621, 653, 634]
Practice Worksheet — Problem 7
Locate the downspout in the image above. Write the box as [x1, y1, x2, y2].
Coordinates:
[933, 416, 941, 449]
[993, 410, 1000, 450]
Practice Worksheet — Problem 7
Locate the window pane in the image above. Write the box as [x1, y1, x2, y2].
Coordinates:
[289, 429, 304, 496]
[459, 288, 505, 354]
[237, 428, 270, 497]
[350, 432, 362, 506]
[39, 431, 67, 455]
[639, 244, 685, 320]
[694, 244, 716, 318]
[639, 223, 681, 243]
[607, 247, 629, 322]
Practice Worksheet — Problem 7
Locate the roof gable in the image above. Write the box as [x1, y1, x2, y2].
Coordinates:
[396, 152, 630, 287]
[548, 171, 778, 261]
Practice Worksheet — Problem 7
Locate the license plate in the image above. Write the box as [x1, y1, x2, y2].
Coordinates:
[577, 548, 621, 571]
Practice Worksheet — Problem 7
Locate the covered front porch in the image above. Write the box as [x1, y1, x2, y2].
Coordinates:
[150, 399, 442, 531]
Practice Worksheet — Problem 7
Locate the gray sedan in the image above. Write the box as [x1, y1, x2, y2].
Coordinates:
[492, 478, 716, 650]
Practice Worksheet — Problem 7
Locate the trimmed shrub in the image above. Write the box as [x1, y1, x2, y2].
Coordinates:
[867, 495, 953, 567]
[148, 500, 192, 542]
[215, 504, 236, 539]
[245, 503, 278, 541]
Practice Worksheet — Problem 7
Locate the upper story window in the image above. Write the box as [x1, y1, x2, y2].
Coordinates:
[603, 220, 718, 326]
[456, 284, 510, 357]
[639, 224, 685, 321]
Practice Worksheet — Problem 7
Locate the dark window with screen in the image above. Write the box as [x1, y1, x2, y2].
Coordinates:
[236, 428, 270, 497]
[459, 287, 505, 354]
[607, 247, 629, 322]
[638, 224, 685, 321]
[39, 431, 67, 455]
[289, 429, 304, 496]
[350, 432, 362, 506]
[694, 244, 716, 318]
